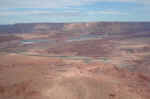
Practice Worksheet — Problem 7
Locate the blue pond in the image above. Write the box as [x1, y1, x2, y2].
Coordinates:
[21, 39, 49, 44]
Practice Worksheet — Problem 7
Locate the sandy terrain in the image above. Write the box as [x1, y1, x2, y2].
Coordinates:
[0, 22, 150, 99]
[0, 53, 149, 99]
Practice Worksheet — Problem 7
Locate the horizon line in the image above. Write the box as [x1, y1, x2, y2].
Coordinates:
[1, 21, 150, 25]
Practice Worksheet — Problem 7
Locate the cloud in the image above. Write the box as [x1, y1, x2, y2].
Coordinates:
[0, 0, 149, 24]
[0, 9, 82, 17]
[0, 8, 128, 18]
[0, 0, 150, 8]
[90, 10, 128, 15]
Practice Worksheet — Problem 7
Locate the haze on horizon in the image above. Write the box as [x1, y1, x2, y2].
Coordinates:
[0, 0, 150, 24]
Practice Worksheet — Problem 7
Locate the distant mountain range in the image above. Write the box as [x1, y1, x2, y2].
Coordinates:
[0, 22, 150, 34]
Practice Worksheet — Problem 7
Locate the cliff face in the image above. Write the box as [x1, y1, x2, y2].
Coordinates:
[0, 22, 150, 34]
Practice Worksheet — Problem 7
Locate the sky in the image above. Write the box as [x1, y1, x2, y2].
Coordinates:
[0, 0, 150, 24]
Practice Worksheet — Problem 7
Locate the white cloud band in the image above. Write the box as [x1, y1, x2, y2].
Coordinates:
[0, 0, 149, 8]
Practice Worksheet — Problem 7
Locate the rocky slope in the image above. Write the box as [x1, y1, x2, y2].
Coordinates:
[0, 22, 150, 34]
